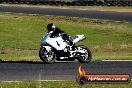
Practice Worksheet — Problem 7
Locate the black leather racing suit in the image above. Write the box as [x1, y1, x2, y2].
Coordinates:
[48, 27, 73, 45]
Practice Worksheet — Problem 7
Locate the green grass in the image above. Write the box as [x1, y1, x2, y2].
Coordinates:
[0, 12, 132, 61]
[94, 51, 132, 60]
[0, 81, 132, 88]
[0, 49, 40, 61]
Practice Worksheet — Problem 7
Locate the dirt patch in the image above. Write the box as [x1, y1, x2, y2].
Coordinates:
[47, 16, 104, 25]
[0, 49, 38, 54]
[77, 8, 132, 13]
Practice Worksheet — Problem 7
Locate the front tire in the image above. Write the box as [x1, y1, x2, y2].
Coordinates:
[77, 46, 92, 63]
[39, 47, 56, 64]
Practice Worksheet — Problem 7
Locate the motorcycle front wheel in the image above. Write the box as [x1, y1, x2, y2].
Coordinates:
[77, 46, 92, 63]
[39, 47, 56, 64]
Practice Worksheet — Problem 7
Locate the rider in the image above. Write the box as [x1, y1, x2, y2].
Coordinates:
[47, 23, 73, 46]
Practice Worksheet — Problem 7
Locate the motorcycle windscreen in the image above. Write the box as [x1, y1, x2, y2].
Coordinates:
[41, 33, 49, 45]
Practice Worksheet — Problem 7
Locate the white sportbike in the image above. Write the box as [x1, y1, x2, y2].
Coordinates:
[39, 32, 92, 63]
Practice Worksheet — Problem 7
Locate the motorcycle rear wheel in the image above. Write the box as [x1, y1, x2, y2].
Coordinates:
[77, 46, 92, 63]
[39, 47, 56, 64]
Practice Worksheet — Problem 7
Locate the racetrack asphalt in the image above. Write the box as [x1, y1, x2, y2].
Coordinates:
[0, 61, 132, 81]
[0, 5, 132, 22]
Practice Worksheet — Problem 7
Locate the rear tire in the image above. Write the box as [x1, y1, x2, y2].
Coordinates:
[77, 46, 92, 63]
[39, 47, 56, 64]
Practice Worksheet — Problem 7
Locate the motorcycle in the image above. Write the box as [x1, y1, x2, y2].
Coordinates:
[39, 32, 92, 63]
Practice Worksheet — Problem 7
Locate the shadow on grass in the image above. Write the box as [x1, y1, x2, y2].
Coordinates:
[0, 58, 100, 64]
[0, 60, 100, 65]
[0, 59, 79, 64]
[0, 60, 45, 64]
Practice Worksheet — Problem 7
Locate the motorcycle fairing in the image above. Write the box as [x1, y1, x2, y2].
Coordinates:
[71, 35, 85, 43]
[41, 32, 68, 50]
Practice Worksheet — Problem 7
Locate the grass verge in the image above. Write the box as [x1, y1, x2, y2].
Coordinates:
[0, 12, 132, 61]
[0, 81, 132, 88]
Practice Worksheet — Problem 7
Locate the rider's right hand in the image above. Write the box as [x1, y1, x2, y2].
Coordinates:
[49, 31, 54, 38]
[49, 31, 53, 34]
